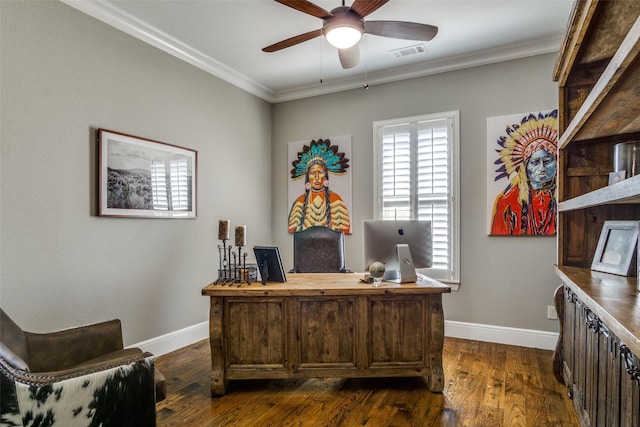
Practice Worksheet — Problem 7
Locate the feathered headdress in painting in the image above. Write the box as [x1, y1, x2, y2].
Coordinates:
[291, 139, 349, 180]
[493, 110, 559, 202]
[494, 110, 559, 182]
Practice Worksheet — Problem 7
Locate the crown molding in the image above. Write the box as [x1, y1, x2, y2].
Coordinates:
[272, 35, 563, 102]
[61, 0, 277, 102]
[61, 0, 561, 104]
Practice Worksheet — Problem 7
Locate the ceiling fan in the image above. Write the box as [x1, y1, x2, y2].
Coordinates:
[262, 0, 438, 69]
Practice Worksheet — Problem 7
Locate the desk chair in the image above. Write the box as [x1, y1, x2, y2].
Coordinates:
[291, 226, 350, 273]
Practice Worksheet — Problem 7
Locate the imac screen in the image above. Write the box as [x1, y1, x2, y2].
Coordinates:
[363, 220, 432, 282]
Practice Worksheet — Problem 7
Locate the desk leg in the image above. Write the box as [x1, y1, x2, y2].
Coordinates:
[427, 295, 445, 392]
[209, 296, 226, 396]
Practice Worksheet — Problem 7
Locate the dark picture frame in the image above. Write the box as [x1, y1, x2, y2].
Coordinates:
[591, 220, 640, 276]
[98, 129, 197, 218]
[253, 246, 286, 283]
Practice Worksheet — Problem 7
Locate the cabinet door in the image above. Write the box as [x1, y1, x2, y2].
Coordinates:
[368, 296, 428, 370]
[294, 297, 358, 371]
[225, 298, 287, 371]
[563, 286, 576, 388]
[620, 345, 640, 427]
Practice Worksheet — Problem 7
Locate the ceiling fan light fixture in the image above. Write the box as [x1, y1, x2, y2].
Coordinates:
[325, 25, 362, 49]
[323, 9, 364, 50]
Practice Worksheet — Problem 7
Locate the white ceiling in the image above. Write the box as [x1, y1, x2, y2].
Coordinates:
[61, 0, 575, 103]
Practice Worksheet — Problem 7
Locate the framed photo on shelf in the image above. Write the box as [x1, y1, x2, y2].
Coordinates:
[98, 129, 197, 218]
[608, 170, 626, 185]
[591, 220, 640, 276]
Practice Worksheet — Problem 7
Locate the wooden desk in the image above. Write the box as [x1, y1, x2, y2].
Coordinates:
[201, 273, 451, 395]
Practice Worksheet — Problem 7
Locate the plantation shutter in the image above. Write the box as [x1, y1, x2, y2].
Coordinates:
[151, 161, 169, 210]
[170, 159, 190, 211]
[380, 118, 450, 271]
[152, 159, 190, 211]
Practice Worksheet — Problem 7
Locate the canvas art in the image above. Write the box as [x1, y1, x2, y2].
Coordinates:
[287, 136, 352, 234]
[486, 110, 559, 236]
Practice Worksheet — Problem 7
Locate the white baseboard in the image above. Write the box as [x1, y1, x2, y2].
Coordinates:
[445, 320, 559, 350]
[132, 319, 559, 356]
[131, 321, 209, 356]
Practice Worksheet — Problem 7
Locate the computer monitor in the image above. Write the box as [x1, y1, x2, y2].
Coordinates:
[363, 220, 433, 283]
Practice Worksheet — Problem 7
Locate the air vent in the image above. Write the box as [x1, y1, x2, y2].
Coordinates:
[390, 44, 426, 58]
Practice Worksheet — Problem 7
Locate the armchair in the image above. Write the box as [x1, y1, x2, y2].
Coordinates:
[0, 308, 166, 427]
[291, 226, 350, 273]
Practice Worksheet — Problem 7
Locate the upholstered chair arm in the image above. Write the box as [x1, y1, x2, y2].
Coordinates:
[24, 319, 124, 372]
[0, 353, 157, 427]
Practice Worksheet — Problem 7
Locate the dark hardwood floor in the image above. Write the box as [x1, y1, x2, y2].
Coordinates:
[155, 337, 579, 426]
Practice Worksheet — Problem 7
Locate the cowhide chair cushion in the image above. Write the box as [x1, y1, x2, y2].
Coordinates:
[1, 355, 156, 427]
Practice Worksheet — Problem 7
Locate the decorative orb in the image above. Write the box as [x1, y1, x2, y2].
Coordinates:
[368, 262, 385, 278]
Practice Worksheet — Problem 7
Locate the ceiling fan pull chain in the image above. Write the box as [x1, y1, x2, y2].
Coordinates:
[364, 34, 369, 89]
[320, 39, 324, 84]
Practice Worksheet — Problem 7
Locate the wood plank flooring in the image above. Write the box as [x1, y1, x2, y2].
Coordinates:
[155, 337, 579, 426]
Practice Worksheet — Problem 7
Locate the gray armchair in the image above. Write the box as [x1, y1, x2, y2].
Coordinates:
[291, 226, 350, 273]
[0, 308, 165, 427]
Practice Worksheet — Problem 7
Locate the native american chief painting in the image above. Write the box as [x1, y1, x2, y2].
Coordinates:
[288, 139, 351, 234]
[490, 110, 559, 236]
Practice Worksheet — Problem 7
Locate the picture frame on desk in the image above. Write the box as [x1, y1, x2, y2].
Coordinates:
[591, 220, 639, 276]
[253, 246, 286, 283]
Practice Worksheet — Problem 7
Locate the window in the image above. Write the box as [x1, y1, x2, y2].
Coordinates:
[373, 111, 460, 284]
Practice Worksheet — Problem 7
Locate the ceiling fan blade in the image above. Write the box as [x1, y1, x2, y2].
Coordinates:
[274, 0, 332, 19]
[262, 29, 323, 52]
[338, 45, 360, 69]
[365, 21, 438, 41]
[350, 0, 389, 18]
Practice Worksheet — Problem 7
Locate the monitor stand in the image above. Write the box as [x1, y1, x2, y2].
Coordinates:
[384, 244, 417, 283]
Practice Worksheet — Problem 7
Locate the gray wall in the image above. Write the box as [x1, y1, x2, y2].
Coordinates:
[0, 1, 272, 345]
[1, 0, 560, 346]
[272, 54, 561, 332]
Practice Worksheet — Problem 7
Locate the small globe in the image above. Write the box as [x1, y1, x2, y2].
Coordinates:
[368, 262, 385, 278]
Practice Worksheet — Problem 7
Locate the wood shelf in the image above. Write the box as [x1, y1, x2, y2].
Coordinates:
[558, 15, 640, 148]
[559, 174, 640, 211]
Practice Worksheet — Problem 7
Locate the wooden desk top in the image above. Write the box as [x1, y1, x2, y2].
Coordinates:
[202, 272, 451, 297]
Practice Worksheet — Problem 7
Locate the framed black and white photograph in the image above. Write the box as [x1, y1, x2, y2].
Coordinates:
[98, 129, 197, 218]
[591, 220, 640, 276]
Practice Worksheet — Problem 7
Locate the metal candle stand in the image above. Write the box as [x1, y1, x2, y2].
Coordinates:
[215, 240, 251, 286]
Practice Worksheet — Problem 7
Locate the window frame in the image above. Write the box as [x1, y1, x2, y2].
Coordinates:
[372, 111, 460, 285]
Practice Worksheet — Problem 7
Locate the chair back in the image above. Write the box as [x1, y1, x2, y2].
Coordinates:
[293, 226, 347, 273]
[0, 308, 30, 370]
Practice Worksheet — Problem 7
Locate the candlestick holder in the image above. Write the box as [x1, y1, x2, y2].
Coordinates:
[231, 247, 251, 286]
[215, 222, 252, 285]
[215, 239, 234, 285]
[215, 241, 252, 286]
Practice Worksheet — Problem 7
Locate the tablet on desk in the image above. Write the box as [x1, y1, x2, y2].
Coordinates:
[253, 246, 286, 283]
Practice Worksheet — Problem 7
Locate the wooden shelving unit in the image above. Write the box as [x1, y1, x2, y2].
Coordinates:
[553, 1, 640, 425]
[558, 174, 640, 211]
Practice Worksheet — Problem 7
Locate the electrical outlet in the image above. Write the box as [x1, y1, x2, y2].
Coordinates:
[547, 305, 558, 320]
